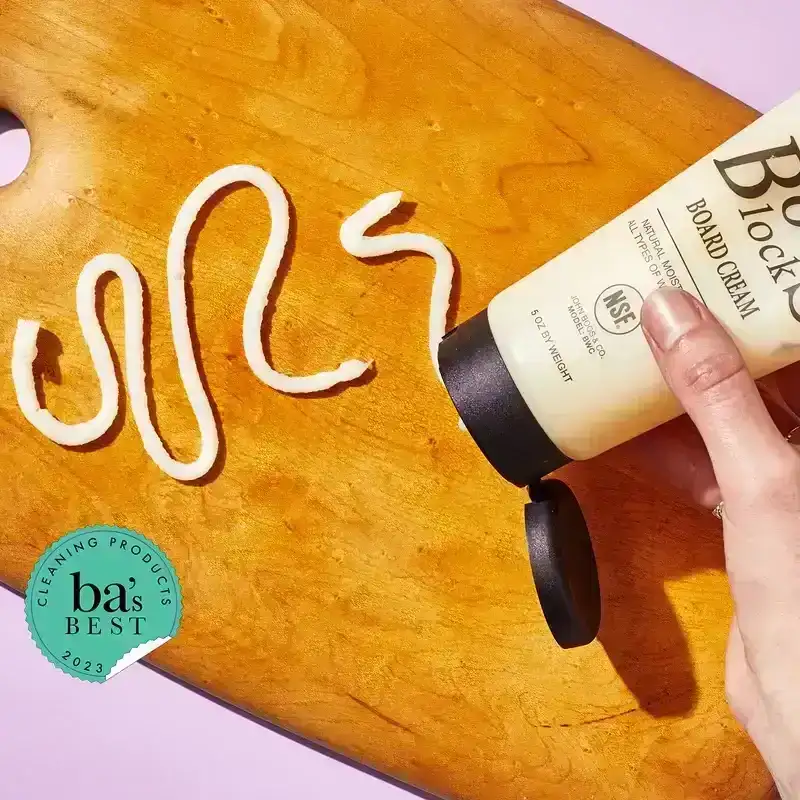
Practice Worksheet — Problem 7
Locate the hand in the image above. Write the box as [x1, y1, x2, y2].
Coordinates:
[613, 345, 800, 514]
[636, 287, 800, 797]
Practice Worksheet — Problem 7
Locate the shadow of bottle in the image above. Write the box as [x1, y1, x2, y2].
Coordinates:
[557, 430, 726, 718]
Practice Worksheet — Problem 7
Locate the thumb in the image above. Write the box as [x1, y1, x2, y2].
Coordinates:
[642, 289, 800, 668]
[640, 288, 795, 507]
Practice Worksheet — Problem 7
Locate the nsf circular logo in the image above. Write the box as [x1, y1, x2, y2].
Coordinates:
[594, 284, 644, 336]
[25, 526, 181, 682]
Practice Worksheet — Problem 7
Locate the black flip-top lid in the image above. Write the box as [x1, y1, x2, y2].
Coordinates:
[525, 480, 601, 648]
[439, 310, 601, 648]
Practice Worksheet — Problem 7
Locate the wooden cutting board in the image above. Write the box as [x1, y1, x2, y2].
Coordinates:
[0, 1, 774, 797]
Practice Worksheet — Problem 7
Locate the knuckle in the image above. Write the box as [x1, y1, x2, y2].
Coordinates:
[680, 350, 745, 396]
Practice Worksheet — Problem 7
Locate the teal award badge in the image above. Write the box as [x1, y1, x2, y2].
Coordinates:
[25, 525, 181, 682]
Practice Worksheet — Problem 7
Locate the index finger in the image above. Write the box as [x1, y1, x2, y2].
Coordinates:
[640, 288, 796, 507]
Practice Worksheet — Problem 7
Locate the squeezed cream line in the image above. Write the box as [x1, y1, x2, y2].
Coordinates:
[239, 168, 371, 393]
[340, 190, 463, 428]
[12, 165, 370, 481]
[12, 170, 459, 481]
[339, 190, 454, 382]
[13, 249, 218, 481]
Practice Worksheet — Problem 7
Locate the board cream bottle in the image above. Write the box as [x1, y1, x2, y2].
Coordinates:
[438, 91, 800, 649]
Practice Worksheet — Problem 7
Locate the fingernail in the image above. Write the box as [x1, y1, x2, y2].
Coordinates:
[642, 288, 703, 351]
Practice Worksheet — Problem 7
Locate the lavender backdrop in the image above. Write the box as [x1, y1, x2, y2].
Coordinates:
[1, 2, 797, 797]
[565, 0, 797, 113]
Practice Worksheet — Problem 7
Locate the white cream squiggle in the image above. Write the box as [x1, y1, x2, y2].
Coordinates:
[13, 250, 218, 481]
[339, 191, 455, 382]
[339, 191, 464, 429]
[12, 165, 370, 480]
[239, 168, 371, 392]
[13, 255, 140, 449]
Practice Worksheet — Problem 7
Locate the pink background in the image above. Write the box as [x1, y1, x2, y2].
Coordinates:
[565, 0, 797, 113]
[0, 587, 420, 800]
[1, 2, 797, 798]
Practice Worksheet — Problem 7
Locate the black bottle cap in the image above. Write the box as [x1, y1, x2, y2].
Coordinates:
[438, 309, 571, 487]
[438, 310, 600, 648]
[525, 480, 601, 648]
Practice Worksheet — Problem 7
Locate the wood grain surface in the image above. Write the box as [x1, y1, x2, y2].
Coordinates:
[0, 1, 775, 797]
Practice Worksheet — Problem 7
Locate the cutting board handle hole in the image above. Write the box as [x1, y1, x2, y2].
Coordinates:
[0, 109, 31, 187]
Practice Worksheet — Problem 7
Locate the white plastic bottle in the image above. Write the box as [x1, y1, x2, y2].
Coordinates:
[438, 92, 800, 649]
[440, 91, 800, 487]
